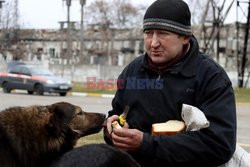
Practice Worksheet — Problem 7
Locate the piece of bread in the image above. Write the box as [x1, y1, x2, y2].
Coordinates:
[151, 120, 186, 136]
[111, 121, 122, 129]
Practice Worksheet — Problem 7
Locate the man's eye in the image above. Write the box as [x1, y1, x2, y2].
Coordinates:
[144, 31, 153, 35]
[158, 31, 169, 35]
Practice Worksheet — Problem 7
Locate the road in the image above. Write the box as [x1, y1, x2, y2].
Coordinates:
[0, 91, 113, 115]
[0, 91, 250, 153]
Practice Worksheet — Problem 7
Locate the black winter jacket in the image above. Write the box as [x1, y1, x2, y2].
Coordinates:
[105, 36, 236, 167]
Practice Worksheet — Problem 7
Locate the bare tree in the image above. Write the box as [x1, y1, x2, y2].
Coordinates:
[0, 0, 26, 60]
[86, 0, 111, 27]
[86, 0, 143, 28]
[110, 0, 139, 28]
[84, 0, 144, 65]
[86, 0, 111, 63]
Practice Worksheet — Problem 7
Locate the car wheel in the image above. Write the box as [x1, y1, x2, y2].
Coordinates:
[59, 92, 67, 96]
[2, 82, 11, 93]
[27, 90, 34, 94]
[34, 84, 44, 95]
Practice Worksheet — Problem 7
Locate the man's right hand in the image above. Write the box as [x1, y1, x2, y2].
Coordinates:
[103, 115, 119, 141]
[107, 115, 119, 134]
[103, 115, 130, 144]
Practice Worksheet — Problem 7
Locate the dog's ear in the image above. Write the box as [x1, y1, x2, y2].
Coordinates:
[45, 102, 75, 136]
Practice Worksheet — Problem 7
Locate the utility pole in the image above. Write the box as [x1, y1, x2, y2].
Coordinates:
[80, 0, 86, 63]
[239, 0, 250, 87]
[14, 0, 18, 29]
[0, 0, 4, 8]
[59, 21, 65, 77]
[66, 0, 72, 64]
[236, 1, 240, 84]
[215, 8, 221, 63]
[0, 0, 5, 24]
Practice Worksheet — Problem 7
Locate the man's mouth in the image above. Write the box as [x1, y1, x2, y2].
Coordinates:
[151, 51, 162, 56]
[152, 50, 163, 53]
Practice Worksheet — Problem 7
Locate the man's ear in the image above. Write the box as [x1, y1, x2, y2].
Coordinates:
[182, 36, 191, 45]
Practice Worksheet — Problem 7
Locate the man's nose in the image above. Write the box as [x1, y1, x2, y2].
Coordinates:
[151, 33, 160, 48]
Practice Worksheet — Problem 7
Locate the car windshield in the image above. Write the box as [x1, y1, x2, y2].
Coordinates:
[30, 67, 54, 76]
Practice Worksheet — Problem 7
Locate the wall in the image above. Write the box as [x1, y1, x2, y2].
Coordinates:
[48, 63, 125, 82]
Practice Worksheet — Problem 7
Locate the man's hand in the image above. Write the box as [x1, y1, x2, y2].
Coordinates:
[104, 115, 143, 152]
[106, 115, 119, 134]
[103, 115, 119, 142]
[111, 127, 144, 152]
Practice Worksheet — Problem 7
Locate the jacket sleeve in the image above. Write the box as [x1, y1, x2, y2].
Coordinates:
[137, 72, 237, 166]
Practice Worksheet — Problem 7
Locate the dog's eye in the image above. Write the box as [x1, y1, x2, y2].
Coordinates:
[76, 112, 83, 115]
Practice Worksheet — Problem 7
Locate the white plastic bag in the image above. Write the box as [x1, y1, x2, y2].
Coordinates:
[181, 104, 210, 131]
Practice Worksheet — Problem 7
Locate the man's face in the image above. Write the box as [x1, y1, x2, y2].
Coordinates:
[144, 30, 190, 64]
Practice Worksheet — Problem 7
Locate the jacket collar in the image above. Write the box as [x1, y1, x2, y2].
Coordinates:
[141, 35, 199, 77]
[172, 35, 199, 77]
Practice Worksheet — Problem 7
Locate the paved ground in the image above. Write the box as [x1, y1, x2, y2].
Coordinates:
[236, 103, 250, 152]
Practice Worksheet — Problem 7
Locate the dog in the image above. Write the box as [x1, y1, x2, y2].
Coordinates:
[51, 143, 141, 167]
[0, 102, 106, 167]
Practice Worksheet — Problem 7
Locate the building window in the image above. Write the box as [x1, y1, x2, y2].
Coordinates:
[49, 48, 55, 58]
[37, 48, 43, 54]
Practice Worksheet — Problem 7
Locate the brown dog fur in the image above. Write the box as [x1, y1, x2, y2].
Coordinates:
[0, 102, 105, 167]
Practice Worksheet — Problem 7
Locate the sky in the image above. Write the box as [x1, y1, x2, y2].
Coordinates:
[18, 0, 155, 29]
[17, 0, 247, 29]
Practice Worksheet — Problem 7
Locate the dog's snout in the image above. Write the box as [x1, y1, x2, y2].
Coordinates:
[100, 114, 106, 127]
[101, 114, 106, 120]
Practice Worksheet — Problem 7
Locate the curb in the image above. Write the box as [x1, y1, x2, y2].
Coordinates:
[70, 92, 115, 98]
[0, 88, 115, 98]
[238, 142, 250, 148]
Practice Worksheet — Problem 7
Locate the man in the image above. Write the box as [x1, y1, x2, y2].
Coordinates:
[104, 0, 236, 166]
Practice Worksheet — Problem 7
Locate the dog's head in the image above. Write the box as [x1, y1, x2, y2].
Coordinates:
[45, 102, 106, 138]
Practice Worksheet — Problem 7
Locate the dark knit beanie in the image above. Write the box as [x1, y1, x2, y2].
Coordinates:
[143, 0, 192, 36]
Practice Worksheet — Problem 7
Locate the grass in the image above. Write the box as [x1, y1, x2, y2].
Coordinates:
[76, 132, 105, 147]
[72, 82, 116, 95]
[234, 88, 250, 103]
